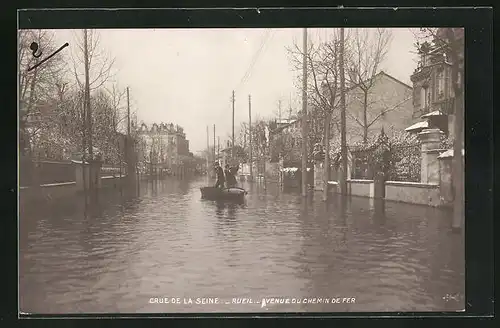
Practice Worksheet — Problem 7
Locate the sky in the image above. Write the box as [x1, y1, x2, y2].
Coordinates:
[49, 28, 419, 153]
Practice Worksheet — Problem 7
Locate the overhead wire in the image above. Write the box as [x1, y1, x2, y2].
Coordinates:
[234, 29, 274, 92]
[237, 29, 271, 86]
[217, 29, 277, 147]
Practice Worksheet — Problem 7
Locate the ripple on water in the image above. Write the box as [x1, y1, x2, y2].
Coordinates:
[19, 179, 464, 313]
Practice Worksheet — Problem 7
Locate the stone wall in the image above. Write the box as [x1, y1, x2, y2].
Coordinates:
[385, 181, 441, 207]
[438, 155, 453, 205]
[321, 128, 461, 207]
[347, 179, 375, 198]
[325, 179, 441, 207]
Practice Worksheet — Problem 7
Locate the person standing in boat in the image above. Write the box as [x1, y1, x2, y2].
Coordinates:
[225, 164, 237, 188]
[230, 165, 239, 182]
[214, 161, 225, 189]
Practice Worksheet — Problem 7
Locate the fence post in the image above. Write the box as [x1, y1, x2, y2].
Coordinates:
[437, 151, 454, 206]
[314, 161, 324, 191]
[73, 160, 88, 192]
[418, 128, 444, 184]
[91, 159, 103, 189]
[374, 171, 385, 199]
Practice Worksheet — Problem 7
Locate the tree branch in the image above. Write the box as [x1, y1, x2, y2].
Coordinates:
[366, 96, 412, 128]
[346, 110, 365, 128]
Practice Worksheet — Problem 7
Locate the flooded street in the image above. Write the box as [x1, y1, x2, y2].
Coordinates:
[19, 178, 464, 314]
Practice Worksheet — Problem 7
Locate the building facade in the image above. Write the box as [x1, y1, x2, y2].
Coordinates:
[338, 71, 414, 145]
[137, 122, 191, 172]
[406, 28, 464, 138]
[269, 118, 302, 166]
[268, 71, 413, 181]
[270, 72, 413, 161]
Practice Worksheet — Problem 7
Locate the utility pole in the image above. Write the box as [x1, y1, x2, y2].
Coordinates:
[206, 125, 209, 180]
[231, 90, 235, 160]
[217, 136, 220, 161]
[278, 100, 282, 122]
[248, 94, 253, 181]
[83, 29, 93, 194]
[127, 87, 131, 136]
[125, 86, 130, 180]
[340, 27, 348, 196]
[301, 28, 308, 197]
[81, 95, 88, 199]
[213, 124, 216, 164]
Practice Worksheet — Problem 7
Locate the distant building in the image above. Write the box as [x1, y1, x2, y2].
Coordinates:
[275, 118, 297, 130]
[269, 118, 302, 166]
[137, 122, 190, 169]
[272, 118, 300, 134]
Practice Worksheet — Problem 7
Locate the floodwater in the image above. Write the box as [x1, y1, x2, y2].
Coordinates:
[19, 178, 465, 314]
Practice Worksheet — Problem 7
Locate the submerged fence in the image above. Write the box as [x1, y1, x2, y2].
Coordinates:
[100, 164, 125, 177]
[20, 159, 75, 187]
[20, 157, 123, 187]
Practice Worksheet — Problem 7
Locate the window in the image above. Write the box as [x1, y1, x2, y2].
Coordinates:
[437, 69, 445, 98]
[420, 87, 427, 109]
[426, 88, 431, 110]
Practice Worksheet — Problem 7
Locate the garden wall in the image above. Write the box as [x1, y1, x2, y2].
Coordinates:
[385, 181, 441, 207]
[347, 179, 374, 198]
[326, 179, 442, 207]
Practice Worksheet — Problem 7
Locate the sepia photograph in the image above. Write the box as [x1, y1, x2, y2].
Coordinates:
[18, 18, 467, 314]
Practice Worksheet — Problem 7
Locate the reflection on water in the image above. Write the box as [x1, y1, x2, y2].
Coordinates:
[19, 178, 464, 314]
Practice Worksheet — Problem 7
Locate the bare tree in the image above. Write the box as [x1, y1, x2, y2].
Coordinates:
[251, 119, 270, 176]
[287, 29, 345, 199]
[347, 28, 395, 144]
[54, 86, 86, 159]
[69, 29, 116, 169]
[19, 29, 68, 157]
[70, 29, 116, 93]
[236, 122, 249, 148]
[106, 84, 128, 174]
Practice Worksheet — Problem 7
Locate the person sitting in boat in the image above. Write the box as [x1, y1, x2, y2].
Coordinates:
[214, 161, 225, 189]
[225, 164, 238, 188]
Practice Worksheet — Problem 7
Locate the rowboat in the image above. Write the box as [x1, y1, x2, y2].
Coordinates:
[200, 186, 247, 202]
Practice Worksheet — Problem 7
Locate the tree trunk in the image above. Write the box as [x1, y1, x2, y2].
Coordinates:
[363, 91, 368, 144]
[445, 28, 464, 234]
[323, 110, 331, 201]
[452, 90, 464, 232]
[83, 29, 94, 198]
[339, 27, 348, 196]
[26, 64, 41, 189]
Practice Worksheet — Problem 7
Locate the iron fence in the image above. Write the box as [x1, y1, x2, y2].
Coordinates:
[388, 143, 421, 182]
[351, 143, 421, 182]
[100, 165, 125, 177]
